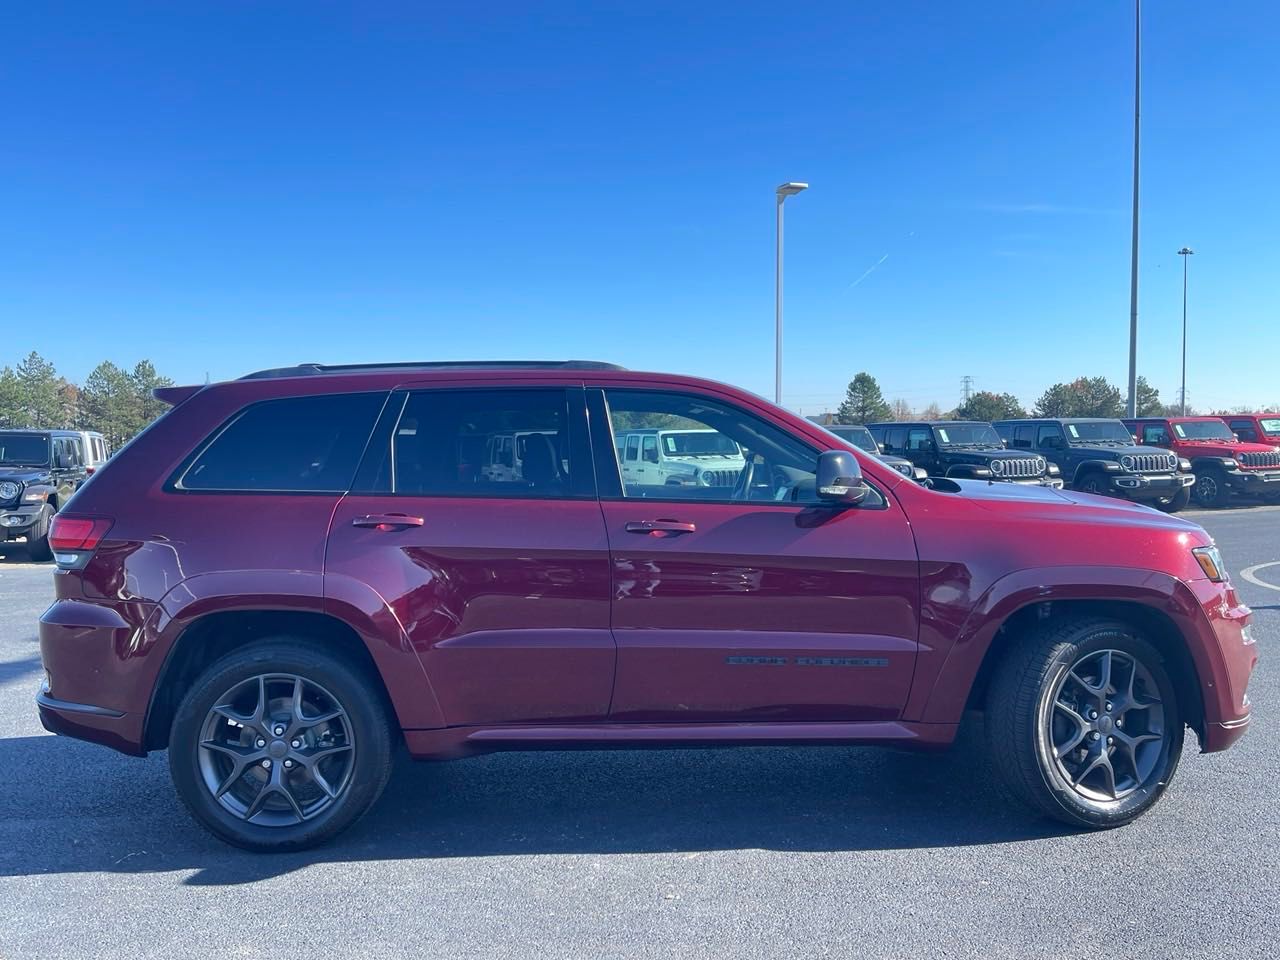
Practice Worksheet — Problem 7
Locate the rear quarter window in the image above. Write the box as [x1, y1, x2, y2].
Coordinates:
[174, 392, 386, 493]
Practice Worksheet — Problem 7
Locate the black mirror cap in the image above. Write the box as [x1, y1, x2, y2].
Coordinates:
[816, 449, 868, 504]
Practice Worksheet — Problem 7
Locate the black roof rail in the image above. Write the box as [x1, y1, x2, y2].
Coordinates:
[239, 360, 626, 380]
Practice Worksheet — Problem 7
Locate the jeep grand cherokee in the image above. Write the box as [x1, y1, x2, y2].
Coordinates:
[37, 361, 1256, 850]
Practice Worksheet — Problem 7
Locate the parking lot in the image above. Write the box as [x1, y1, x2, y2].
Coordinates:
[0, 505, 1274, 960]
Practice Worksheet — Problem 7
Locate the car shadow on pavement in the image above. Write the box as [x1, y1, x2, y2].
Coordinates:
[0, 718, 1080, 885]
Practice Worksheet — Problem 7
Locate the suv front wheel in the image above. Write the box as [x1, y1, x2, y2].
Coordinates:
[169, 639, 395, 851]
[986, 618, 1183, 828]
[1193, 469, 1230, 508]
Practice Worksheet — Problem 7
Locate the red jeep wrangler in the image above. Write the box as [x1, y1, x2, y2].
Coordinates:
[1220, 413, 1280, 448]
[38, 362, 1256, 850]
[1123, 416, 1280, 507]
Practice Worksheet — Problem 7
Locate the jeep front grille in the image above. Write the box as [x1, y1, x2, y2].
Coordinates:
[991, 456, 1045, 479]
[1239, 451, 1280, 469]
[700, 469, 739, 486]
[1120, 452, 1178, 473]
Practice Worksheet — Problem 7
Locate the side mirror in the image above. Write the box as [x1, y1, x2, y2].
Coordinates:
[816, 449, 868, 504]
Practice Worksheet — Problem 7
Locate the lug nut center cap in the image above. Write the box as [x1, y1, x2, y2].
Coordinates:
[1097, 715, 1114, 735]
[268, 740, 289, 759]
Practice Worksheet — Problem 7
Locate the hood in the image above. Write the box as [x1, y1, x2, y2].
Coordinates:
[1068, 443, 1153, 459]
[1175, 438, 1277, 456]
[0, 467, 51, 483]
[948, 478, 1204, 535]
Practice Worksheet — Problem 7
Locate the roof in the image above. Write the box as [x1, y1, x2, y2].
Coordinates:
[0, 428, 87, 436]
[993, 417, 1121, 424]
[867, 420, 988, 427]
[239, 360, 625, 380]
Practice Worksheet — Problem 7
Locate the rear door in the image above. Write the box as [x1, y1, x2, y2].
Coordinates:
[589, 385, 920, 723]
[325, 384, 615, 726]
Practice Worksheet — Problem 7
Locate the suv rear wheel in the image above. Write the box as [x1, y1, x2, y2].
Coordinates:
[985, 617, 1183, 829]
[169, 639, 394, 851]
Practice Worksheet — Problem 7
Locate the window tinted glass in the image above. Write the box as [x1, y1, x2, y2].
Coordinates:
[1142, 424, 1169, 444]
[906, 427, 932, 451]
[1010, 425, 1035, 449]
[1036, 424, 1061, 446]
[179, 393, 384, 492]
[603, 389, 883, 506]
[384, 389, 573, 498]
[642, 435, 659, 463]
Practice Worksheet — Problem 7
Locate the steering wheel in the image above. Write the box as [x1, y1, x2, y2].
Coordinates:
[731, 453, 757, 500]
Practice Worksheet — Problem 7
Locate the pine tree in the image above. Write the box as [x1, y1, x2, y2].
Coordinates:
[836, 372, 893, 424]
[15, 351, 63, 427]
[80, 361, 138, 448]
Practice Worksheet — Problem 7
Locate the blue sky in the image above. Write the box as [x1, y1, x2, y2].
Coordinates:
[3, 2, 1277, 413]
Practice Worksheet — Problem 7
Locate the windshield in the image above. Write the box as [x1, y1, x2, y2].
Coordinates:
[821, 424, 878, 454]
[1064, 420, 1134, 444]
[935, 423, 1002, 447]
[1260, 418, 1280, 437]
[0, 433, 51, 466]
[661, 430, 741, 457]
[1172, 421, 1234, 441]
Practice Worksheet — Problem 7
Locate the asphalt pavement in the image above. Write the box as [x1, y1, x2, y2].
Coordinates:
[1, 506, 1277, 959]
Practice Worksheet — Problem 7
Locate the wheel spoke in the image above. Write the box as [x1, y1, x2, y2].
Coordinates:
[1097, 651, 1114, 697]
[200, 740, 261, 797]
[1075, 748, 1118, 799]
[310, 765, 339, 800]
[1053, 700, 1089, 759]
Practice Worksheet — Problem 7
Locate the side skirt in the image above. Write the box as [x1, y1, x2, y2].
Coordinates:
[403, 720, 958, 760]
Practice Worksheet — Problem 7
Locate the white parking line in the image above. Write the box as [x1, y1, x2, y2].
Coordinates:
[1240, 561, 1280, 592]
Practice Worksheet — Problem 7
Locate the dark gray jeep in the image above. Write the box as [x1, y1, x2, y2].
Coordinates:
[867, 421, 1063, 486]
[994, 418, 1195, 513]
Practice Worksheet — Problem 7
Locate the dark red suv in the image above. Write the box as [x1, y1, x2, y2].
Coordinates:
[37, 362, 1257, 850]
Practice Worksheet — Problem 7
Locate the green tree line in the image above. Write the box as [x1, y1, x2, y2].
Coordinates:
[833, 372, 1193, 424]
[0, 351, 174, 449]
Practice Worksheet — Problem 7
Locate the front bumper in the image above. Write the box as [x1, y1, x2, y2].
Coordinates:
[1185, 579, 1257, 752]
[1228, 468, 1280, 494]
[1110, 472, 1196, 499]
[0, 505, 45, 539]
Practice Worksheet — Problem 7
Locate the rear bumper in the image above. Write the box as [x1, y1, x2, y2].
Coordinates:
[36, 683, 146, 756]
[37, 597, 156, 756]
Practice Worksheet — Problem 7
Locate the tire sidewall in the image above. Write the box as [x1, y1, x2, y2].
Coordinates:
[169, 640, 392, 852]
[1032, 628, 1183, 827]
[1193, 470, 1227, 507]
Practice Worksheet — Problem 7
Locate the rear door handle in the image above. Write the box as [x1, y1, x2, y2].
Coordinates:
[625, 520, 696, 535]
[352, 514, 425, 529]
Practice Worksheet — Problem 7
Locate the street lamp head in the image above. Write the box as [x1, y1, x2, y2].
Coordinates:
[1178, 247, 1194, 255]
[776, 182, 809, 199]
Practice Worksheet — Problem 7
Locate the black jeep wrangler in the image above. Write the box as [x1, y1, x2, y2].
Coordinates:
[993, 417, 1195, 513]
[0, 429, 93, 560]
[867, 421, 1063, 486]
[820, 424, 929, 483]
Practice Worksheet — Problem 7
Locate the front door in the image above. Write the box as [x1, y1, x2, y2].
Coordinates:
[589, 386, 920, 723]
[325, 385, 615, 727]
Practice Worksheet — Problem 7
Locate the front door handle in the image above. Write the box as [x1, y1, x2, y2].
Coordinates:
[625, 519, 696, 536]
[352, 514, 425, 529]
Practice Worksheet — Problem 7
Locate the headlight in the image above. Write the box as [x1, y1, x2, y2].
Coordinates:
[1192, 545, 1228, 582]
[0, 481, 19, 500]
[989, 460, 1004, 476]
[894, 461, 912, 477]
[1120, 455, 1135, 470]
[1178, 458, 1193, 471]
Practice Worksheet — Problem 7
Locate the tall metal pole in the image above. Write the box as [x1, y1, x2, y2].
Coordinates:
[1126, 0, 1142, 418]
[1179, 247, 1194, 415]
[773, 182, 807, 407]
[775, 196, 784, 406]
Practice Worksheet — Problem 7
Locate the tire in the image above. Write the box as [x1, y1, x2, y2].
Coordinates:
[1075, 471, 1109, 497]
[1192, 470, 1230, 508]
[169, 639, 395, 852]
[26, 505, 54, 562]
[1154, 485, 1192, 513]
[985, 617, 1183, 829]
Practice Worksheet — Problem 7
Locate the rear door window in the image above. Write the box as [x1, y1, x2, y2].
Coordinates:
[176, 392, 386, 492]
[1142, 424, 1170, 445]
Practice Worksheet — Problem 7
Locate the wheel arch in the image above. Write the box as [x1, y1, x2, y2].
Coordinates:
[909, 567, 1212, 742]
[965, 599, 1205, 742]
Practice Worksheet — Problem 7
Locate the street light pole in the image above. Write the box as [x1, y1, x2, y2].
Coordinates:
[1126, 0, 1142, 418]
[775, 181, 808, 406]
[1179, 247, 1194, 415]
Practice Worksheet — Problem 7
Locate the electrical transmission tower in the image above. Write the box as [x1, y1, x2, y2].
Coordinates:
[960, 376, 975, 407]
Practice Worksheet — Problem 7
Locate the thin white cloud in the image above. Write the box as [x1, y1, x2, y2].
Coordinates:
[848, 253, 890, 289]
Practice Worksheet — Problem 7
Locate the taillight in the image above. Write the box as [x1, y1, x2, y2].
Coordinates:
[48, 515, 113, 569]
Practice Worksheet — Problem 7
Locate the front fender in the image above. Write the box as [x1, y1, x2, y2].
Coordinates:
[1070, 459, 1118, 484]
[904, 565, 1222, 728]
